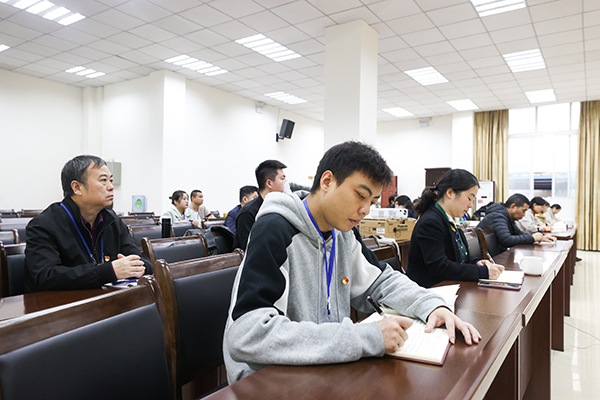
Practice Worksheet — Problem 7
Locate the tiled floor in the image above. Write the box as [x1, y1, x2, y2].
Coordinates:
[551, 250, 600, 399]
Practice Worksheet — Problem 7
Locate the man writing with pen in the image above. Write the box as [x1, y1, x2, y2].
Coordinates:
[223, 142, 481, 383]
[24, 155, 152, 293]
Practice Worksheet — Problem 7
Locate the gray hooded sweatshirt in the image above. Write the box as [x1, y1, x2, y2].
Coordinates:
[223, 191, 446, 383]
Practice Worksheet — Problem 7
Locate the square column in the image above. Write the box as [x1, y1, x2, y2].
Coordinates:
[324, 20, 378, 149]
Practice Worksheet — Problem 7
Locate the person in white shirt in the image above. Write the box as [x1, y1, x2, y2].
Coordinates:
[545, 204, 561, 222]
[161, 190, 191, 222]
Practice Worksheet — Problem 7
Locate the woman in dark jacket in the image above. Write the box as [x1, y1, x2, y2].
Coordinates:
[406, 169, 504, 288]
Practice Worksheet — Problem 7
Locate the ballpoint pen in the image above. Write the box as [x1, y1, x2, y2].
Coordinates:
[486, 252, 496, 264]
[366, 296, 386, 319]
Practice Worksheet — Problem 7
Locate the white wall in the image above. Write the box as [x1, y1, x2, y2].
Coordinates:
[377, 115, 453, 200]
[0, 69, 82, 209]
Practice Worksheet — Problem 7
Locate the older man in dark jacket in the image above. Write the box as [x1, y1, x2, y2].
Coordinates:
[476, 193, 554, 255]
[25, 155, 152, 292]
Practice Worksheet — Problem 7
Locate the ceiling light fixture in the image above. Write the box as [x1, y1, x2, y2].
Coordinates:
[164, 55, 228, 77]
[471, 0, 527, 18]
[65, 65, 106, 79]
[0, 44, 10, 52]
[404, 67, 448, 86]
[265, 92, 308, 105]
[236, 34, 301, 62]
[503, 49, 546, 73]
[525, 89, 556, 103]
[382, 107, 414, 118]
[6, 0, 85, 25]
[447, 99, 479, 111]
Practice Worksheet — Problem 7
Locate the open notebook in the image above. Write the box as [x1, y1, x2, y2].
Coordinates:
[361, 307, 451, 366]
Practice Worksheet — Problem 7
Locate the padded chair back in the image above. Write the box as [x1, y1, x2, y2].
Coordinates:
[0, 285, 175, 400]
[142, 235, 207, 265]
[129, 212, 155, 220]
[210, 225, 234, 254]
[0, 243, 26, 297]
[372, 244, 404, 273]
[477, 227, 501, 258]
[362, 236, 379, 249]
[0, 229, 19, 245]
[201, 218, 226, 229]
[0, 222, 28, 243]
[124, 218, 158, 226]
[172, 221, 192, 237]
[19, 209, 42, 218]
[463, 228, 483, 259]
[129, 225, 167, 249]
[146, 250, 244, 399]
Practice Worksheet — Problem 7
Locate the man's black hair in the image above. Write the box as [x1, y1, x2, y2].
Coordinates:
[551, 204, 562, 210]
[190, 190, 203, 199]
[388, 193, 398, 203]
[255, 160, 287, 191]
[239, 185, 259, 203]
[310, 141, 393, 194]
[395, 195, 413, 210]
[61, 155, 107, 197]
[504, 193, 529, 208]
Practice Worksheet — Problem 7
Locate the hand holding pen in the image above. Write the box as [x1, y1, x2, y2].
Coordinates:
[367, 296, 412, 353]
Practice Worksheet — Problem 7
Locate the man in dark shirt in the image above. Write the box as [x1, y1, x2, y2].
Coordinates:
[233, 160, 287, 250]
[225, 185, 258, 233]
[25, 155, 152, 292]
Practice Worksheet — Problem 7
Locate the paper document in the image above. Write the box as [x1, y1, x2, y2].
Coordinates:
[479, 270, 524, 285]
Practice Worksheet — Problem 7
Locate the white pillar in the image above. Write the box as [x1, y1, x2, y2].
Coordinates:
[324, 20, 378, 150]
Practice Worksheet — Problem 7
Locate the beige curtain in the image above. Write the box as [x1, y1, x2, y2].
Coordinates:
[576, 101, 600, 251]
[474, 110, 509, 203]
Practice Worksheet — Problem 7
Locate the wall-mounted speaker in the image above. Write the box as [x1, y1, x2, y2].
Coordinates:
[276, 119, 295, 142]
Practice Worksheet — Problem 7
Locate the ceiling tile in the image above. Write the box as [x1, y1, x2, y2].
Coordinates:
[584, 0, 600, 11]
[33, 34, 79, 52]
[415, 0, 467, 12]
[129, 24, 177, 42]
[106, 32, 153, 49]
[209, 0, 265, 19]
[138, 43, 181, 59]
[480, 9, 532, 32]
[0, 20, 44, 41]
[425, 51, 465, 66]
[584, 9, 600, 27]
[119, 49, 159, 64]
[534, 15, 582, 36]
[184, 4, 233, 27]
[367, 0, 421, 21]
[270, 1, 324, 25]
[88, 39, 131, 54]
[211, 42, 252, 58]
[287, 38, 325, 56]
[71, 17, 120, 38]
[186, 29, 230, 47]
[265, 25, 311, 45]
[529, 0, 582, 23]
[544, 53, 585, 67]
[152, 14, 202, 35]
[542, 42, 584, 58]
[371, 22, 397, 39]
[489, 25, 536, 44]
[475, 65, 511, 77]
[380, 47, 421, 63]
[101, 55, 139, 69]
[495, 38, 541, 55]
[69, 45, 111, 61]
[209, 20, 256, 41]
[15, 42, 62, 57]
[294, 16, 335, 37]
[460, 45, 500, 60]
[92, 9, 146, 30]
[439, 18, 486, 40]
[6, 11, 58, 34]
[116, 0, 172, 22]
[239, 10, 289, 32]
[413, 41, 455, 57]
[159, 36, 202, 53]
[539, 29, 583, 48]
[586, 38, 600, 51]
[450, 33, 493, 50]
[402, 28, 445, 47]
[50, 27, 98, 46]
[426, 3, 478, 27]
[467, 56, 505, 69]
[387, 13, 434, 36]
[307, 0, 364, 15]
[328, 6, 379, 25]
[2, 48, 45, 63]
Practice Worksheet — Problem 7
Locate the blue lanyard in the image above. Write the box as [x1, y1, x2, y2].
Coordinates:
[303, 198, 336, 316]
[61, 203, 104, 264]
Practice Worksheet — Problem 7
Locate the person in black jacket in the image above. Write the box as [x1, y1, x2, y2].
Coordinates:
[24, 155, 152, 292]
[406, 169, 504, 288]
[476, 194, 556, 256]
[233, 159, 287, 250]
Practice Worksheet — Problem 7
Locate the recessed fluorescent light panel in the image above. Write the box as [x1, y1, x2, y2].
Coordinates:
[164, 55, 228, 77]
[0, 44, 10, 52]
[525, 89, 556, 104]
[404, 67, 448, 86]
[265, 92, 307, 105]
[471, 0, 527, 17]
[447, 99, 479, 111]
[382, 107, 414, 118]
[503, 49, 546, 73]
[65, 65, 105, 79]
[236, 34, 301, 62]
[4, 0, 85, 25]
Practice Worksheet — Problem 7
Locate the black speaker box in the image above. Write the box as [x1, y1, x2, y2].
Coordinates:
[279, 119, 295, 139]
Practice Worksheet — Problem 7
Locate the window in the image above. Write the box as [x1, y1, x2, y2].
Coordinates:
[508, 102, 579, 199]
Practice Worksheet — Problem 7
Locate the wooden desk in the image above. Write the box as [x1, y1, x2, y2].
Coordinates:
[208, 242, 571, 400]
[551, 228, 577, 288]
[0, 288, 114, 321]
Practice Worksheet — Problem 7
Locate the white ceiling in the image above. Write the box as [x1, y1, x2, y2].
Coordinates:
[1, 0, 599, 122]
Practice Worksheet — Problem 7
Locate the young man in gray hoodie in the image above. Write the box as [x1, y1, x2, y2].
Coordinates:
[223, 141, 481, 383]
